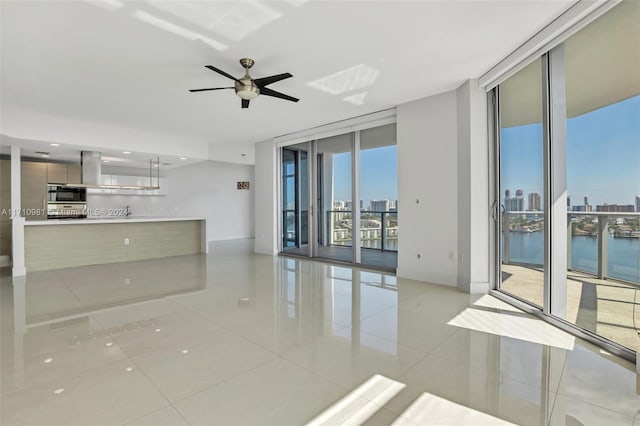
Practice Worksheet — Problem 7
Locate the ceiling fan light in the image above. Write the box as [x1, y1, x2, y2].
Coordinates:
[236, 88, 259, 100]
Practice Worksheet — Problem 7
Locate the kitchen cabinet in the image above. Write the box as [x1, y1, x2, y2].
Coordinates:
[47, 163, 68, 184]
[46, 163, 82, 184]
[67, 164, 81, 184]
[21, 162, 47, 220]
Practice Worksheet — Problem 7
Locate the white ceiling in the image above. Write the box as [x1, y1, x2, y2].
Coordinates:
[0, 0, 575, 165]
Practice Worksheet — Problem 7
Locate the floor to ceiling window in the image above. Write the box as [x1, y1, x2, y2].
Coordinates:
[561, 0, 640, 353]
[495, 1, 639, 359]
[316, 132, 353, 264]
[498, 58, 545, 309]
[281, 142, 310, 255]
[279, 122, 398, 272]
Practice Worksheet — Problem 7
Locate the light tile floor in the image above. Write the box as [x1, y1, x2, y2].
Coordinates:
[1, 239, 638, 425]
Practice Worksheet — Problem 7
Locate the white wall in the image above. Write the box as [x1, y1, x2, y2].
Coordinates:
[396, 91, 459, 286]
[456, 79, 490, 294]
[252, 89, 491, 293]
[253, 140, 277, 255]
[165, 160, 254, 242]
[87, 160, 255, 242]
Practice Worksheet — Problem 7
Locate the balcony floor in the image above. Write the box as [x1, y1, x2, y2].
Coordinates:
[501, 264, 640, 352]
[282, 245, 398, 270]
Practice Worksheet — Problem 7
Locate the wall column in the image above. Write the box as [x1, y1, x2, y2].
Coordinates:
[11, 146, 26, 276]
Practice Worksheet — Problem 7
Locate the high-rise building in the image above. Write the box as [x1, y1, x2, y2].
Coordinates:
[514, 189, 525, 211]
[567, 196, 571, 210]
[636, 195, 640, 212]
[333, 200, 346, 210]
[528, 192, 541, 211]
[370, 199, 390, 212]
[504, 189, 519, 212]
[596, 204, 635, 212]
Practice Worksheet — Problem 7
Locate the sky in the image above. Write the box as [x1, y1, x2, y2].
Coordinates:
[328, 95, 638, 209]
[333, 145, 397, 202]
[501, 95, 640, 209]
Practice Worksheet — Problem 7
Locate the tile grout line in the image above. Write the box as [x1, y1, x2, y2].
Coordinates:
[90, 313, 193, 426]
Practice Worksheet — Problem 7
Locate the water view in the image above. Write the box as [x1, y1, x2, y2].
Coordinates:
[505, 231, 640, 283]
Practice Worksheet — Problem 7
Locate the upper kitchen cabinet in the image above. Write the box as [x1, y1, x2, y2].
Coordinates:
[47, 163, 82, 184]
[67, 164, 81, 184]
[21, 161, 47, 220]
[47, 163, 68, 184]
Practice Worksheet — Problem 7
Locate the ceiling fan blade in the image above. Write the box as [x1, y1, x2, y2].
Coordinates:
[260, 87, 299, 103]
[242, 99, 250, 109]
[254, 73, 293, 88]
[205, 65, 242, 83]
[189, 87, 234, 92]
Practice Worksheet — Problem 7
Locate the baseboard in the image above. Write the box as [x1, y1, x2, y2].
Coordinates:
[469, 281, 490, 294]
[12, 266, 26, 276]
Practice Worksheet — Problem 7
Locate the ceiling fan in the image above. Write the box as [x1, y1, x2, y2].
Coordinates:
[189, 58, 298, 109]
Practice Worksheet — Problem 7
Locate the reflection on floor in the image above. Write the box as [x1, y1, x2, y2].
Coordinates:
[1, 239, 638, 425]
[283, 244, 398, 270]
[501, 264, 640, 352]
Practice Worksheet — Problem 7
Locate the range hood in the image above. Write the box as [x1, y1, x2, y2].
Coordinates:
[65, 151, 161, 190]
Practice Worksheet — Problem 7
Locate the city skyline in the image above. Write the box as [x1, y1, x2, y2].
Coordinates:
[501, 95, 639, 208]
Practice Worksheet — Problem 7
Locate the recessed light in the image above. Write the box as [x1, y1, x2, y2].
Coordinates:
[49, 143, 61, 147]
[181, 349, 189, 354]
[103, 160, 111, 163]
[53, 388, 65, 395]
[122, 151, 131, 154]
[105, 342, 113, 347]
[40, 154, 50, 158]
[44, 357, 54, 364]
[179, 157, 187, 160]
[125, 367, 134, 372]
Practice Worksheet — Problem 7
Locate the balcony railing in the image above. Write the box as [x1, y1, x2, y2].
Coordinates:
[327, 210, 398, 252]
[502, 211, 640, 284]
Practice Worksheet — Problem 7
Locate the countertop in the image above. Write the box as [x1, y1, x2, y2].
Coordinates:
[24, 217, 206, 226]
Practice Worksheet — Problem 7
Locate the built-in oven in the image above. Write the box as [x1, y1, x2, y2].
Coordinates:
[47, 203, 88, 219]
[47, 185, 87, 219]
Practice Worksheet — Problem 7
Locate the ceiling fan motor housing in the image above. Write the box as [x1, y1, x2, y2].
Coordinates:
[239, 58, 255, 69]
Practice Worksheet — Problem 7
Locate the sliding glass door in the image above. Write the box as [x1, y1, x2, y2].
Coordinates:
[316, 133, 353, 264]
[495, 1, 639, 359]
[279, 124, 398, 272]
[497, 58, 545, 309]
[359, 124, 398, 269]
[281, 143, 310, 256]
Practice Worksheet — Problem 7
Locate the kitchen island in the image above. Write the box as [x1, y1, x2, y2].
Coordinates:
[20, 217, 207, 272]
